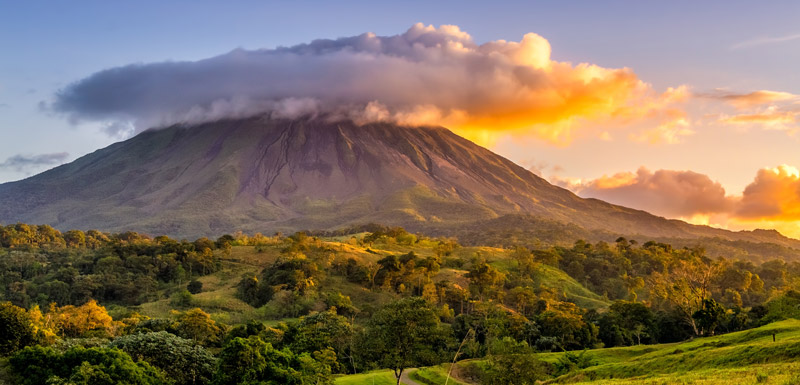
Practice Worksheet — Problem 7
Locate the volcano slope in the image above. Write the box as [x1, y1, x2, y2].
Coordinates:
[1, 117, 798, 252]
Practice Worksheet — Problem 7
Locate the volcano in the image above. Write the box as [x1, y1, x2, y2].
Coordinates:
[0, 117, 797, 248]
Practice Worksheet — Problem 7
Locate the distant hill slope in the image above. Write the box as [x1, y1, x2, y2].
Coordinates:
[1, 116, 798, 252]
[536, 319, 800, 384]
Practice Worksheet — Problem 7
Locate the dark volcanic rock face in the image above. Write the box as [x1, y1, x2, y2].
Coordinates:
[1, 117, 798, 247]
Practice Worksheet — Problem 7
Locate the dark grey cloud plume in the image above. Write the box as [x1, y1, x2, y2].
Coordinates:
[0, 152, 69, 173]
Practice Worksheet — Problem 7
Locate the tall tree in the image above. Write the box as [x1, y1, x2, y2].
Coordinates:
[359, 298, 450, 385]
[649, 253, 721, 336]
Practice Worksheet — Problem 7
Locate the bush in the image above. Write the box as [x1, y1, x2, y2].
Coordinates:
[111, 331, 215, 385]
[187, 280, 203, 294]
[481, 353, 552, 385]
[0, 302, 36, 355]
[213, 336, 334, 385]
[10, 345, 168, 385]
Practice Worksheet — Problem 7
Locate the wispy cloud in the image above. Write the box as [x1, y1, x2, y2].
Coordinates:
[700, 89, 799, 109]
[732, 33, 800, 49]
[0, 152, 69, 173]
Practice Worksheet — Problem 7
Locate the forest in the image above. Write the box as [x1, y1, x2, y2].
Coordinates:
[3, 222, 800, 384]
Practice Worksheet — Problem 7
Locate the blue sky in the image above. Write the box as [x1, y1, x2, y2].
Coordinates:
[1, 1, 800, 234]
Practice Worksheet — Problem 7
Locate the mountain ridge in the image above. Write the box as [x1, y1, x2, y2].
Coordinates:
[1, 116, 798, 251]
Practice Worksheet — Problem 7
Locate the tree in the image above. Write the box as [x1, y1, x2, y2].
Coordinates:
[599, 301, 655, 347]
[110, 331, 216, 385]
[649, 254, 721, 336]
[0, 302, 36, 355]
[537, 302, 598, 350]
[288, 310, 355, 373]
[213, 336, 334, 385]
[466, 262, 505, 301]
[693, 298, 726, 336]
[173, 308, 225, 347]
[480, 337, 551, 385]
[187, 280, 203, 294]
[511, 246, 538, 276]
[53, 299, 117, 338]
[10, 346, 168, 385]
[359, 298, 450, 385]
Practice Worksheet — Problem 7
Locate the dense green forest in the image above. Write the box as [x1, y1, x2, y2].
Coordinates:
[3, 223, 800, 384]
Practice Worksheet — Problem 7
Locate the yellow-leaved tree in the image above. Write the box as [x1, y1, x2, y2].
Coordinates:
[53, 299, 118, 338]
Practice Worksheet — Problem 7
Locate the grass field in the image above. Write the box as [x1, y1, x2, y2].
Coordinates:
[334, 370, 401, 385]
[541, 319, 800, 383]
[410, 366, 470, 385]
[333, 320, 800, 385]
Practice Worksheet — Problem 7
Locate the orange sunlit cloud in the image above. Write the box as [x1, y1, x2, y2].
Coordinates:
[718, 108, 798, 131]
[555, 165, 800, 238]
[352, 26, 692, 147]
[554, 167, 734, 218]
[51, 23, 692, 148]
[712, 90, 798, 109]
[704, 89, 799, 133]
[736, 165, 800, 220]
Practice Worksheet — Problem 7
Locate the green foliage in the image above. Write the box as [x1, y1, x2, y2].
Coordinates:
[9, 345, 169, 385]
[482, 353, 552, 385]
[532, 319, 800, 384]
[237, 254, 320, 308]
[0, 225, 222, 308]
[553, 350, 594, 375]
[213, 336, 334, 385]
[286, 310, 355, 373]
[172, 308, 226, 347]
[759, 290, 800, 324]
[187, 280, 203, 294]
[693, 298, 727, 336]
[358, 298, 452, 382]
[598, 301, 656, 347]
[537, 301, 599, 350]
[171, 290, 195, 308]
[0, 302, 36, 355]
[466, 261, 505, 300]
[110, 331, 215, 385]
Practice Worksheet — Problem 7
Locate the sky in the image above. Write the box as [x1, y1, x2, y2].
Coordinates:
[1, 1, 800, 236]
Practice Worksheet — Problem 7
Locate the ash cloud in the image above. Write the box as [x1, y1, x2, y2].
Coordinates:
[0, 152, 69, 173]
[49, 23, 684, 143]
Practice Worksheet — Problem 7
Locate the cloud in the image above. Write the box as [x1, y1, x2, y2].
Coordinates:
[699, 89, 800, 133]
[560, 167, 734, 218]
[49, 23, 686, 145]
[736, 165, 800, 220]
[102, 121, 136, 139]
[719, 109, 797, 129]
[702, 89, 798, 109]
[732, 33, 800, 49]
[558, 164, 800, 238]
[629, 116, 693, 144]
[0, 152, 69, 173]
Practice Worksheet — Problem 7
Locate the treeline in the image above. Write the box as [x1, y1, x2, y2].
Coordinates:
[0, 223, 227, 307]
[0, 296, 449, 385]
[5, 224, 800, 384]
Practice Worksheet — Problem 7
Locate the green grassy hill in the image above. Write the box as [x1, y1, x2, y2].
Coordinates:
[128, 238, 608, 324]
[445, 319, 800, 385]
[335, 320, 800, 385]
[545, 319, 800, 384]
